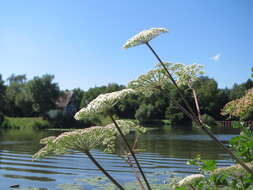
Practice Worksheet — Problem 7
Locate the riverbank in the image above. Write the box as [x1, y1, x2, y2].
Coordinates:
[0, 117, 49, 129]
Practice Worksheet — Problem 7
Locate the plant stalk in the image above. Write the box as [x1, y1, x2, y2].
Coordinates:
[145, 42, 253, 176]
[192, 88, 202, 121]
[109, 115, 152, 190]
[145, 42, 197, 118]
[126, 155, 146, 190]
[85, 150, 125, 190]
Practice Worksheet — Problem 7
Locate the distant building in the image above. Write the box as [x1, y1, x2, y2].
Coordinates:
[55, 91, 78, 116]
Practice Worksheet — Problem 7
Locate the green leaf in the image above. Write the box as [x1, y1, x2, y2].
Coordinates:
[201, 160, 217, 172]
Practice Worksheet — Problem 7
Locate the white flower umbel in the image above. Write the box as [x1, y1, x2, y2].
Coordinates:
[174, 63, 204, 87]
[128, 67, 168, 96]
[123, 28, 168, 49]
[176, 174, 204, 187]
[156, 62, 204, 87]
[74, 89, 135, 120]
[33, 126, 117, 160]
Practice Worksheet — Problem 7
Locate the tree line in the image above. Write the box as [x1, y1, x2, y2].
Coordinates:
[0, 73, 252, 127]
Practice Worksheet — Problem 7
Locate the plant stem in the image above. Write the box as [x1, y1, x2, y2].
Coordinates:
[192, 88, 202, 121]
[85, 150, 125, 190]
[109, 115, 152, 190]
[145, 42, 196, 118]
[126, 155, 146, 190]
[145, 42, 253, 176]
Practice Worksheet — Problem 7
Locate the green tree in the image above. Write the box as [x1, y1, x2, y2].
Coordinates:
[193, 76, 229, 119]
[5, 74, 33, 116]
[0, 74, 6, 113]
[26, 74, 60, 115]
[229, 79, 253, 100]
[72, 88, 84, 109]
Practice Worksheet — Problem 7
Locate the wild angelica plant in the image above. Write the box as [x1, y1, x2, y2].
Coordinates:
[123, 27, 253, 176]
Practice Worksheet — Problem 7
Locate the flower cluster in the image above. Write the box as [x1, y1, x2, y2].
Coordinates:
[33, 126, 108, 159]
[176, 174, 204, 187]
[123, 28, 168, 49]
[128, 65, 170, 96]
[74, 89, 135, 120]
[33, 120, 144, 160]
[221, 87, 253, 119]
[155, 62, 204, 87]
[172, 63, 204, 87]
[128, 62, 204, 96]
[103, 120, 146, 152]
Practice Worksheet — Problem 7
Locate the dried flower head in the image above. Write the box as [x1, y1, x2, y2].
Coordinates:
[123, 28, 168, 49]
[176, 174, 204, 187]
[221, 87, 253, 119]
[212, 161, 253, 177]
[74, 89, 135, 120]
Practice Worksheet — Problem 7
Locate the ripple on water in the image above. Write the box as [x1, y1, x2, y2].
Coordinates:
[0, 129, 235, 189]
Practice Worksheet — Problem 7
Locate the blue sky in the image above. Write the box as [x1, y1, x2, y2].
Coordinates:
[0, 0, 252, 90]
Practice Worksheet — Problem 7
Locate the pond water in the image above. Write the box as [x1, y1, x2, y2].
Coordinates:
[0, 127, 238, 190]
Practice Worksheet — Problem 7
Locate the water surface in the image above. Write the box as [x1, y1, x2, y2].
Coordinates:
[0, 127, 237, 189]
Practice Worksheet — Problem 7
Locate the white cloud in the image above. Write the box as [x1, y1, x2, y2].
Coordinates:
[211, 53, 221, 61]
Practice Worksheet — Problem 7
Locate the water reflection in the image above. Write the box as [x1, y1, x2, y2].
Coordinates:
[0, 127, 236, 189]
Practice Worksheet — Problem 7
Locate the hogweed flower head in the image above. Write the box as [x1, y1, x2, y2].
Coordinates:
[176, 174, 204, 187]
[74, 89, 136, 120]
[104, 120, 146, 152]
[33, 126, 107, 159]
[128, 62, 174, 96]
[123, 28, 168, 49]
[40, 136, 56, 144]
[162, 63, 204, 87]
[33, 120, 145, 159]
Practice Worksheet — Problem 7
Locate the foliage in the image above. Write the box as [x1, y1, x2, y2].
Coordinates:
[4, 74, 33, 116]
[1, 117, 49, 129]
[171, 154, 253, 189]
[192, 114, 217, 127]
[72, 88, 84, 109]
[26, 74, 60, 115]
[229, 122, 253, 162]
[0, 74, 6, 113]
[229, 79, 253, 100]
[193, 77, 229, 119]
[0, 112, 4, 126]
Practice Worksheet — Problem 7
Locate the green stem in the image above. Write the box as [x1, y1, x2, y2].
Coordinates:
[192, 88, 202, 121]
[85, 150, 125, 190]
[145, 42, 197, 118]
[126, 155, 146, 190]
[109, 115, 152, 190]
[145, 42, 253, 176]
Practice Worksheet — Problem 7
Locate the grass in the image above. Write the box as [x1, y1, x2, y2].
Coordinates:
[1, 117, 49, 129]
